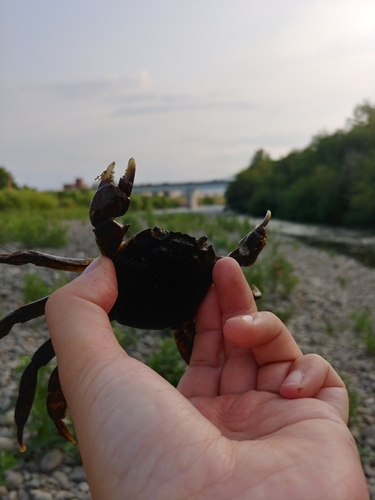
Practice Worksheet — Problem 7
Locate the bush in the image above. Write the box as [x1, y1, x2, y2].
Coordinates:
[0, 189, 58, 211]
[0, 212, 68, 248]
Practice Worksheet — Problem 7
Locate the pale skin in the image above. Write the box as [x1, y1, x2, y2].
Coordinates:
[46, 256, 369, 500]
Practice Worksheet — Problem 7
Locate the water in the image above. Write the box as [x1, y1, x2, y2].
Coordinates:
[268, 218, 375, 268]
[158, 205, 375, 268]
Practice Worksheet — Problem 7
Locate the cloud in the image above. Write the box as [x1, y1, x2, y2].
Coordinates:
[24, 74, 257, 118]
[115, 94, 257, 116]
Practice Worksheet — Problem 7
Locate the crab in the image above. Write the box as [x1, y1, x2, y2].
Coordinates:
[0, 158, 271, 451]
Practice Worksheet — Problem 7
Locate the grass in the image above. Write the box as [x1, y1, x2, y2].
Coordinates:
[148, 337, 187, 387]
[340, 373, 359, 427]
[0, 211, 69, 248]
[23, 271, 72, 303]
[352, 308, 375, 355]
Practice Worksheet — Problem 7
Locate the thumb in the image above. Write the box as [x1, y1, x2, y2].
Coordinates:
[45, 255, 120, 396]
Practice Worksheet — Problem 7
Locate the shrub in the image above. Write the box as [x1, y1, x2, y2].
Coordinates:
[0, 212, 68, 248]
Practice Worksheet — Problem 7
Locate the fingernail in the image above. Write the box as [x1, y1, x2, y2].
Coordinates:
[82, 257, 100, 275]
[241, 315, 254, 323]
[283, 369, 304, 387]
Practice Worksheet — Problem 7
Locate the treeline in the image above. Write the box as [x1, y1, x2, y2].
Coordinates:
[0, 174, 180, 212]
[226, 103, 375, 229]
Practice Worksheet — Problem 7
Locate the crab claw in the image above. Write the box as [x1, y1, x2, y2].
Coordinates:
[90, 159, 136, 257]
[90, 159, 136, 228]
[228, 210, 271, 267]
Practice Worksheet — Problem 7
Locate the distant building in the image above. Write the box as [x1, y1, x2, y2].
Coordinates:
[63, 178, 88, 190]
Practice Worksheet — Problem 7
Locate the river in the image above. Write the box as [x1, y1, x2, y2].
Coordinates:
[157, 204, 375, 268]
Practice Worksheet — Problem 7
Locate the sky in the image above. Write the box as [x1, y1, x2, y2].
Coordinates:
[1, 0, 374, 190]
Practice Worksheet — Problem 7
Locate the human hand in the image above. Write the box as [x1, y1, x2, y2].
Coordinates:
[46, 256, 368, 500]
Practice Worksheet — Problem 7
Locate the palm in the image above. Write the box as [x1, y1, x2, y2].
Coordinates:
[179, 257, 348, 441]
[46, 255, 368, 500]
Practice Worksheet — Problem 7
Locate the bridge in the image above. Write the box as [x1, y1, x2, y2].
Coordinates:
[132, 179, 230, 209]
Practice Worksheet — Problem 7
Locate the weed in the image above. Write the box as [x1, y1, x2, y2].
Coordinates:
[112, 323, 138, 350]
[272, 307, 294, 324]
[0, 188, 58, 211]
[0, 211, 68, 248]
[339, 373, 359, 427]
[0, 451, 20, 484]
[337, 276, 346, 288]
[147, 337, 187, 387]
[23, 272, 71, 303]
[325, 322, 335, 336]
[352, 309, 375, 355]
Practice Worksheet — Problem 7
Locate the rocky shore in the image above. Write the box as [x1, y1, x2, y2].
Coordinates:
[0, 220, 374, 499]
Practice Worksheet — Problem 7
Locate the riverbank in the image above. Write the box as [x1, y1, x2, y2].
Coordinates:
[0, 220, 374, 499]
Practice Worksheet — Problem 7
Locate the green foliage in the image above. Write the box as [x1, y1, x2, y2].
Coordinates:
[55, 189, 94, 208]
[0, 188, 58, 211]
[243, 238, 298, 302]
[0, 166, 18, 189]
[226, 102, 375, 229]
[352, 308, 375, 355]
[147, 337, 187, 387]
[23, 272, 71, 303]
[0, 211, 68, 248]
[112, 323, 138, 350]
[129, 194, 180, 211]
[340, 373, 359, 427]
[0, 451, 20, 484]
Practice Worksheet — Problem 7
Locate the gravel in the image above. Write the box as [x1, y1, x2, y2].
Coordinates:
[0, 220, 374, 499]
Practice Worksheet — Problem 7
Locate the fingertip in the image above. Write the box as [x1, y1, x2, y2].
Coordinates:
[279, 354, 346, 401]
[213, 257, 257, 318]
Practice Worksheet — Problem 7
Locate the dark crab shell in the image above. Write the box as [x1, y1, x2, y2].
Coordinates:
[109, 227, 216, 330]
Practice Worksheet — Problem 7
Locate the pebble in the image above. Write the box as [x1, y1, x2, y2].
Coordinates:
[30, 490, 53, 500]
[0, 436, 15, 451]
[0, 221, 375, 498]
[39, 449, 64, 472]
[52, 471, 71, 489]
[69, 466, 86, 483]
[5, 470, 24, 489]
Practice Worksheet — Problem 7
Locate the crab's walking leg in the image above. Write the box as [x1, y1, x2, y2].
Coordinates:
[15, 338, 55, 451]
[0, 296, 48, 339]
[0, 251, 93, 271]
[47, 367, 76, 446]
[173, 319, 196, 364]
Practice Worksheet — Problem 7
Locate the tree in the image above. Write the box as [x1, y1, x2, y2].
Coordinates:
[225, 102, 375, 229]
[0, 167, 18, 189]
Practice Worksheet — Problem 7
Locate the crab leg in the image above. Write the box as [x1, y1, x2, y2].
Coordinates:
[173, 319, 196, 364]
[0, 296, 48, 339]
[47, 367, 76, 446]
[0, 251, 93, 271]
[15, 338, 55, 451]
